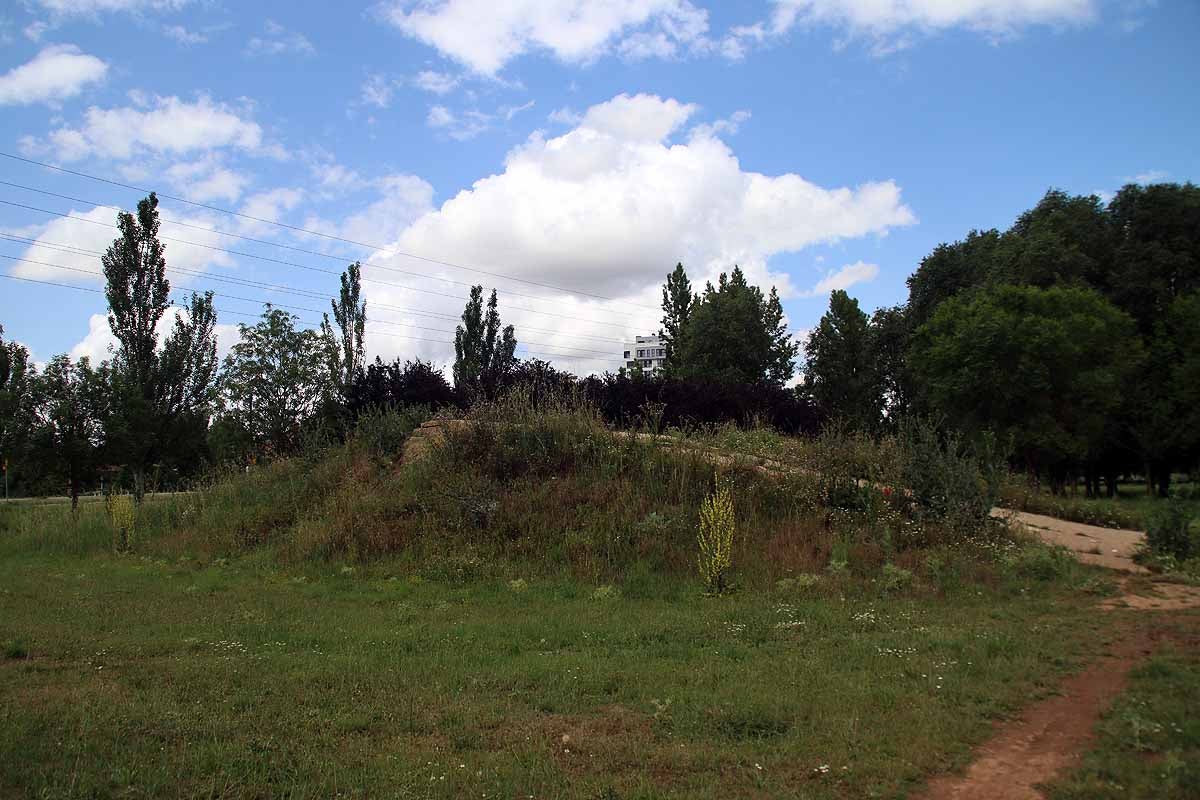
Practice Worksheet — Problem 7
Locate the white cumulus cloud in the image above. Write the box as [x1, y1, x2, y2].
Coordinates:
[0, 45, 108, 106]
[727, 0, 1098, 56]
[302, 174, 435, 249]
[69, 312, 239, 365]
[348, 93, 914, 370]
[378, 0, 712, 75]
[7, 204, 234, 285]
[802, 260, 880, 296]
[23, 94, 265, 161]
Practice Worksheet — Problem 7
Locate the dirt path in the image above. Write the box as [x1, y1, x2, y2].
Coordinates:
[992, 509, 1148, 573]
[916, 628, 1151, 800]
[917, 513, 1200, 799]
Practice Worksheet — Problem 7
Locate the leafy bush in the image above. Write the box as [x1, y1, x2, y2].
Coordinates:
[776, 574, 821, 593]
[880, 563, 914, 594]
[900, 418, 1002, 537]
[1011, 544, 1075, 581]
[1145, 499, 1198, 560]
[352, 404, 431, 461]
[3, 638, 28, 660]
[591, 584, 620, 601]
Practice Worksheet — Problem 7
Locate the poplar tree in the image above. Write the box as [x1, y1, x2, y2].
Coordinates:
[453, 286, 516, 400]
[659, 262, 694, 372]
[0, 325, 36, 494]
[320, 261, 367, 402]
[102, 193, 218, 500]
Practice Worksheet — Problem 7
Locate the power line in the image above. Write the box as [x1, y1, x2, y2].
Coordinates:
[0, 271, 622, 366]
[0, 232, 628, 345]
[0, 197, 645, 332]
[0, 253, 620, 359]
[0, 151, 662, 314]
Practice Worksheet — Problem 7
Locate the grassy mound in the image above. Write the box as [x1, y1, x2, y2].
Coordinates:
[2, 394, 1091, 600]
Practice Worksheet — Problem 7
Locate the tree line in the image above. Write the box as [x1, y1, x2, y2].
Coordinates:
[0, 192, 806, 502]
[3, 182, 1196, 501]
[801, 182, 1200, 496]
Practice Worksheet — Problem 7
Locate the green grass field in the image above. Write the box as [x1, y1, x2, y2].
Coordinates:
[1, 548, 1119, 799]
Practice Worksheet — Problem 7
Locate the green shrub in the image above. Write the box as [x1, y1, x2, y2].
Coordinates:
[3, 638, 28, 660]
[353, 405, 431, 461]
[1011, 544, 1075, 581]
[900, 418, 1002, 539]
[880, 563, 915, 594]
[1145, 500, 1198, 560]
[591, 584, 620, 601]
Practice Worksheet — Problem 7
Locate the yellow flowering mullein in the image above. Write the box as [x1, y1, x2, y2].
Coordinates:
[697, 482, 735, 594]
[106, 494, 136, 553]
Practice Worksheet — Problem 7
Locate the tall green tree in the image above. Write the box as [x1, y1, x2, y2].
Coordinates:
[30, 355, 106, 510]
[320, 261, 367, 401]
[803, 290, 880, 432]
[905, 229, 1002, 329]
[1107, 182, 1200, 338]
[453, 286, 516, 399]
[869, 305, 912, 425]
[0, 324, 36, 496]
[219, 306, 330, 456]
[671, 266, 798, 386]
[1132, 290, 1200, 496]
[910, 284, 1143, 487]
[102, 193, 219, 500]
[659, 262, 694, 372]
[999, 190, 1113, 290]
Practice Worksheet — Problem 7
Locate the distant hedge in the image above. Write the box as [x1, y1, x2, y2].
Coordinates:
[348, 357, 822, 434]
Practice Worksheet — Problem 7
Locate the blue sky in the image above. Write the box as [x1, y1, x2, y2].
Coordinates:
[0, 0, 1197, 377]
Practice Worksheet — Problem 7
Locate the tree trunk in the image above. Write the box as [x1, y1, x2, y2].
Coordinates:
[132, 466, 146, 504]
[69, 460, 80, 513]
[1104, 468, 1118, 498]
[1157, 465, 1171, 499]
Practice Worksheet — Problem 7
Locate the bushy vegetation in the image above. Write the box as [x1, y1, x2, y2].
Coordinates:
[2, 393, 1059, 602]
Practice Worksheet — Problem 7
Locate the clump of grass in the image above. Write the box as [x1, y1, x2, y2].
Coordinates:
[2, 638, 28, 660]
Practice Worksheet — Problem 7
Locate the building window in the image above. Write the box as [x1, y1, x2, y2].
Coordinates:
[637, 349, 645, 357]
[623, 350, 629, 359]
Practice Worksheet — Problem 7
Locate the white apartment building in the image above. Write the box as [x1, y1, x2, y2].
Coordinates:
[622, 334, 666, 372]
